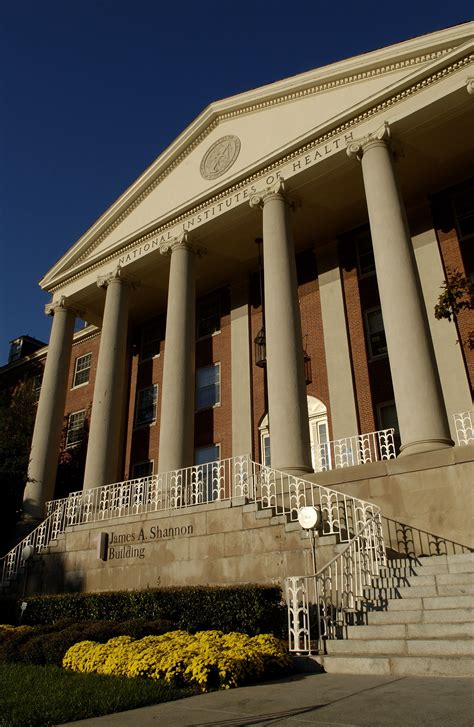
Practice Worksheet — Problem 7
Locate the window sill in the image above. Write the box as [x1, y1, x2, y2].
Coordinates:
[133, 420, 157, 431]
[139, 354, 161, 364]
[196, 330, 221, 343]
[71, 381, 90, 390]
[195, 402, 221, 413]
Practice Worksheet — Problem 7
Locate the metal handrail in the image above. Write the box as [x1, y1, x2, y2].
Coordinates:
[2, 455, 383, 589]
[286, 511, 386, 654]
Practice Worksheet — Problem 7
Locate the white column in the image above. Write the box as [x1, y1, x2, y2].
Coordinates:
[83, 267, 133, 489]
[158, 235, 201, 473]
[24, 297, 77, 519]
[316, 240, 359, 440]
[230, 278, 253, 457]
[411, 206, 472, 439]
[347, 123, 452, 456]
[250, 181, 312, 474]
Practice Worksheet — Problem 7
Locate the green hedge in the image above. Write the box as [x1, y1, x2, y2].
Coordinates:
[18, 585, 286, 636]
[0, 619, 175, 666]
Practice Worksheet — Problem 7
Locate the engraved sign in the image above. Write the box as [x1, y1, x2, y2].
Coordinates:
[200, 135, 241, 180]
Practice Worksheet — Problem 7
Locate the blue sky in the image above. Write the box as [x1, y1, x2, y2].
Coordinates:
[1, 1, 472, 364]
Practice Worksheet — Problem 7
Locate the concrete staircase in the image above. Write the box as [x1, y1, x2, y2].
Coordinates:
[313, 552, 474, 677]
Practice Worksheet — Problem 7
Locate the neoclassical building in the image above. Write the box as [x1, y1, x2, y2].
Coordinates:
[2, 23, 473, 592]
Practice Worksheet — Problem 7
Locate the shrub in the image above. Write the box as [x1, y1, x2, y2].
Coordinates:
[63, 630, 293, 691]
[0, 619, 175, 666]
[21, 585, 286, 636]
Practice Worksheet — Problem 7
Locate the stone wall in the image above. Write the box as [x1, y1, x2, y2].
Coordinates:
[30, 446, 473, 596]
[36, 501, 337, 595]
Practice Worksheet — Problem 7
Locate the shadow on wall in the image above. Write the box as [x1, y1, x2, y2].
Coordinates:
[22, 551, 84, 598]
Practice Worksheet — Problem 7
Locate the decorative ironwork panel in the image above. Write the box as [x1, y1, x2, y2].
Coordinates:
[454, 411, 474, 446]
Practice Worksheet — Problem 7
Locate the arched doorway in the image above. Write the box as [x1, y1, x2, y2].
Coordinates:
[258, 396, 330, 471]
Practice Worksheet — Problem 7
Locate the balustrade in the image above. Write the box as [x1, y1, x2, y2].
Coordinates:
[311, 428, 396, 472]
[453, 411, 474, 446]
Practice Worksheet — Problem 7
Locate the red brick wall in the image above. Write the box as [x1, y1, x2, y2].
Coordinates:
[195, 288, 232, 460]
[339, 236, 394, 434]
[63, 333, 100, 421]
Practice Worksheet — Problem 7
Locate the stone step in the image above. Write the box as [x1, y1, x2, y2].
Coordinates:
[396, 583, 474, 598]
[347, 624, 406, 639]
[311, 655, 473, 677]
[421, 594, 474, 610]
[326, 638, 407, 656]
[407, 639, 473, 657]
[254, 508, 274, 520]
[383, 557, 418, 569]
[406, 572, 473, 587]
[367, 607, 473, 625]
[413, 558, 474, 576]
[406, 622, 474, 639]
[365, 576, 410, 588]
[396, 585, 438, 598]
[326, 637, 472, 658]
[347, 622, 473, 640]
[372, 594, 474, 611]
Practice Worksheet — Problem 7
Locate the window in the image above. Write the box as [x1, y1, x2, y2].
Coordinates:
[140, 317, 163, 361]
[66, 410, 86, 448]
[453, 183, 474, 241]
[355, 229, 375, 276]
[135, 385, 158, 427]
[196, 364, 220, 410]
[8, 339, 22, 363]
[365, 308, 387, 359]
[73, 353, 92, 387]
[197, 298, 220, 338]
[194, 444, 220, 502]
[261, 433, 271, 467]
[132, 460, 154, 478]
[32, 373, 42, 403]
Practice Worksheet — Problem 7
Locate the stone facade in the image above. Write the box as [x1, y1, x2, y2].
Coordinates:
[1, 23, 473, 594]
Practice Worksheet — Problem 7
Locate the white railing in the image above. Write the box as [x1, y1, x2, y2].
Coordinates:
[453, 410, 474, 446]
[286, 514, 386, 655]
[311, 428, 396, 472]
[2, 455, 384, 589]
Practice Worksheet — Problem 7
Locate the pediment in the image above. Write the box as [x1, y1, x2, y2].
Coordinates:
[42, 23, 474, 291]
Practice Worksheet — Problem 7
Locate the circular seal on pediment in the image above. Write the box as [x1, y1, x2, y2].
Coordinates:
[200, 135, 241, 180]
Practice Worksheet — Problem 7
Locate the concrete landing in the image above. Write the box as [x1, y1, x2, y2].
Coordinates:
[60, 672, 474, 726]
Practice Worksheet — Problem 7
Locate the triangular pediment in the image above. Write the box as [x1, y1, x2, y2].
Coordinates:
[42, 23, 473, 291]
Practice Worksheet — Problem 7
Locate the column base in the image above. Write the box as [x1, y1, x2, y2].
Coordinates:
[398, 438, 454, 457]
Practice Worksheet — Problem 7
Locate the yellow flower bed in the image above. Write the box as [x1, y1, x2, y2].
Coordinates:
[63, 630, 292, 691]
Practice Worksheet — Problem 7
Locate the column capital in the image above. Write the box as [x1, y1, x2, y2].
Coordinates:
[159, 231, 206, 258]
[45, 295, 82, 318]
[346, 121, 391, 161]
[97, 265, 137, 290]
[466, 77, 474, 96]
[249, 178, 295, 209]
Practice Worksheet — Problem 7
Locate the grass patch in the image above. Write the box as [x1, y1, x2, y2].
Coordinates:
[0, 663, 192, 727]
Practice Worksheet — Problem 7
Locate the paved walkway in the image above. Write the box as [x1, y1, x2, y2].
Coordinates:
[61, 672, 474, 726]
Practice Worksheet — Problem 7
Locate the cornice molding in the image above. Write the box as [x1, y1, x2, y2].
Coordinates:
[47, 50, 474, 293]
[55, 43, 462, 273]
